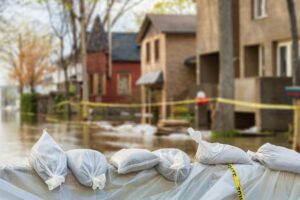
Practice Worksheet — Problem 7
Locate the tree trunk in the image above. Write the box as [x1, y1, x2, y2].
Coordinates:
[286, 0, 300, 151]
[287, 0, 300, 86]
[212, 0, 235, 132]
[19, 84, 23, 95]
[60, 38, 71, 119]
[80, 0, 89, 119]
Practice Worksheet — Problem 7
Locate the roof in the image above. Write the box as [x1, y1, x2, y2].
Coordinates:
[111, 33, 140, 62]
[136, 70, 163, 85]
[137, 14, 196, 42]
[87, 17, 107, 52]
[87, 17, 140, 62]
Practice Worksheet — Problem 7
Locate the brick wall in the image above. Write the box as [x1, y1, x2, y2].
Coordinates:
[87, 52, 141, 104]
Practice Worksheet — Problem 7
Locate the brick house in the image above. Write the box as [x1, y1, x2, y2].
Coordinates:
[137, 14, 196, 124]
[87, 17, 141, 103]
[196, 0, 297, 131]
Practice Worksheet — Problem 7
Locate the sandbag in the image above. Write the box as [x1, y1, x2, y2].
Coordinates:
[153, 148, 191, 182]
[110, 148, 159, 174]
[67, 149, 108, 190]
[29, 130, 68, 190]
[248, 143, 300, 174]
[187, 128, 252, 165]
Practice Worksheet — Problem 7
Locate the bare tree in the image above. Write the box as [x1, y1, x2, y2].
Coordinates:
[42, 0, 147, 108]
[212, 0, 235, 132]
[46, 0, 73, 117]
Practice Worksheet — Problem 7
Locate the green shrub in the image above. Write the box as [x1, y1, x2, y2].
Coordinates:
[20, 93, 38, 113]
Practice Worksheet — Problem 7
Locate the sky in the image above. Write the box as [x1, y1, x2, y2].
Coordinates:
[0, 0, 160, 86]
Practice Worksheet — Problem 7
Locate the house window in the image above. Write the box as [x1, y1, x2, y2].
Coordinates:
[117, 73, 131, 96]
[154, 39, 160, 61]
[89, 74, 94, 95]
[89, 73, 106, 96]
[146, 42, 151, 63]
[98, 74, 106, 95]
[254, 0, 267, 19]
[277, 42, 291, 77]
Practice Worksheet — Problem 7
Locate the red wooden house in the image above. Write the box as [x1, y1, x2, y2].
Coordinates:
[87, 17, 141, 103]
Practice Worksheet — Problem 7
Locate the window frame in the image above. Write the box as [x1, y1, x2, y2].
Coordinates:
[277, 41, 292, 77]
[253, 0, 268, 20]
[98, 73, 106, 96]
[117, 73, 132, 96]
[146, 42, 151, 63]
[154, 39, 160, 62]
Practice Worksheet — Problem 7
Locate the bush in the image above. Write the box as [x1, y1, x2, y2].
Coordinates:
[21, 93, 39, 113]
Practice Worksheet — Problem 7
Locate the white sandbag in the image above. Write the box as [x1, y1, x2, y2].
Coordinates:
[110, 148, 159, 174]
[153, 148, 191, 182]
[248, 143, 300, 174]
[135, 124, 157, 136]
[29, 130, 68, 190]
[187, 128, 252, 165]
[67, 149, 108, 190]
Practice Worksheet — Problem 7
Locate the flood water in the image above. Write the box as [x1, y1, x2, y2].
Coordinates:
[0, 111, 292, 165]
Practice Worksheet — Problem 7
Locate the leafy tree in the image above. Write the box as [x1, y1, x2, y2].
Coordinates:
[151, 0, 196, 14]
[5, 30, 54, 94]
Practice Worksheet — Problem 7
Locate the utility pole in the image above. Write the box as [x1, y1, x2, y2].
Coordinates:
[107, 0, 112, 78]
[80, 0, 89, 119]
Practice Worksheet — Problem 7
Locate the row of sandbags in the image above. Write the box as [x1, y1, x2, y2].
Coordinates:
[30, 130, 190, 191]
[29, 128, 300, 191]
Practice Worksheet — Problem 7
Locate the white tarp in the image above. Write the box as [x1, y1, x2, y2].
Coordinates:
[1, 161, 300, 200]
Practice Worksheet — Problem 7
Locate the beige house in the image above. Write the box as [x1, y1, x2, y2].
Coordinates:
[137, 14, 196, 124]
[197, 0, 297, 131]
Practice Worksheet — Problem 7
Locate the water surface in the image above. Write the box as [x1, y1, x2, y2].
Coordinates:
[0, 111, 292, 164]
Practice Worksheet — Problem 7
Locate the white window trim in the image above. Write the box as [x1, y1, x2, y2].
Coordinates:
[277, 41, 292, 77]
[258, 45, 265, 76]
[254, 0, 268, 20]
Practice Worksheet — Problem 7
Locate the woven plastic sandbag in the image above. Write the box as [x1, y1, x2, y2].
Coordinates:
[110, 148, 159, 174]
[248, 143, 300, 174]
[67, 149, 108, 190]
[153, 148, 191, 182]
[29, 130, 67, 190]
[188, 128, 252, 165]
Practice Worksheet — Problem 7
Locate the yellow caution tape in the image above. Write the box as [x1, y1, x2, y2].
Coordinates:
[217, 98, 296, 110]
[55, 98, 297, 110]
[228, 164, 245, 200]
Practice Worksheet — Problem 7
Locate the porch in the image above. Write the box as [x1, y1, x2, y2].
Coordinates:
[194, 77, 293, 131]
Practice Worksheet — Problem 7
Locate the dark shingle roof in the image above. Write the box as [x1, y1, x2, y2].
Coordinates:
[137, 14, 196, 42]
[112, 33, 140, 62]
[87, 17, 107, 52]
[87, 17, 140, 62]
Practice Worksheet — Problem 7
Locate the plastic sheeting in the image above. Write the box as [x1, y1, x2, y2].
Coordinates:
[1, 161, 300, 200]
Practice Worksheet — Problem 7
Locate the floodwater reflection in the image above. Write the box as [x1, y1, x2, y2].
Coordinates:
[0, 111, 292, 164]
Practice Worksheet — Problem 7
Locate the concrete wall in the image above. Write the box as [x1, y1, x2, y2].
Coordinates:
[257, 77, 293, 131]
